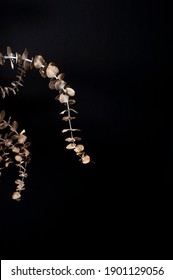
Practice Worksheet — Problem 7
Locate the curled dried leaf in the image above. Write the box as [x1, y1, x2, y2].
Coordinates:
[15, 179, 25, 190]
[0, 122, 8, 129]
[57, 73, 65, 80]
[15, 179, 23, 185]
[10, 120, 18, 132]
[74, 144, 84, 153]
[62, 129, 71, 133]
[74, 137, 82, 141]
[68, 99, 76, 105]
[65, 137, 76, 142]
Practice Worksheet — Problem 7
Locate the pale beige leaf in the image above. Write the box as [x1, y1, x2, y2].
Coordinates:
[62, 129, 71, 133]
[65, 137, 76, 142]
[74, 144, 84, 153]
[12, 146, 20, 153]
[15, 179, 23, 185]
[46, 62, 59, 78]
[55, 80, 66, 90]
[66, 143, 76, 150]
[65, 87, 75, 96]
[34, 55, 45, 69]
[4, 139, 12, 147]
[15, 155, 22, 162]
[60, 108, 78, 115]
[81, 155, 90, 164]
[62, 116, 76, 121]
[12, 191, 21, 200]
[49, 80, 56, 90]
[18, 134, 27, 144]
[59, 94, 69, 103]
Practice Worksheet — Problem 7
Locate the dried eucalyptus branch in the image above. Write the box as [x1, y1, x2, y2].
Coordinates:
[0, 46, 91, 200]
[0, 110, 31, 201]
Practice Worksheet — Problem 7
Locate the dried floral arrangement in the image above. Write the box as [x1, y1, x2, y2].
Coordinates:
[0, 47, 91, 201]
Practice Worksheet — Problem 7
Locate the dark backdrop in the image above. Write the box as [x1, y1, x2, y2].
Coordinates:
[0, 0, 172, 259]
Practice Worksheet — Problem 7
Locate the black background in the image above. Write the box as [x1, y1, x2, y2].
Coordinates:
[0, 0, 173, 259]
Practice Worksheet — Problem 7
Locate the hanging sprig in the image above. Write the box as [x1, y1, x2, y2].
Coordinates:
[0, 110, 31, 201]
[33, 54, 91, 164]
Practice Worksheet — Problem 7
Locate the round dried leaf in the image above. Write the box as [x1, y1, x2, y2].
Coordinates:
[12, 191, 21, 200]
[49, 80, 56, 90]
[65, 87, 75, 96]
[59, 94, 69, 103]
[15, 155, 22, 162]
[57, 73, 65, 80]
[81, 155, 90, 164]
[46, 63, 59, 78]
[34, 55, 45, 69]
[55, 80, 66, 90]
[74, 144, 84, 153]
[18, 134, 27, 144]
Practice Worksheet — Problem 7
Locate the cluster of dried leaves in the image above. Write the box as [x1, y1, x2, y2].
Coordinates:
[0, 46, 91, 200]
[0, 47, 32, 98]
[0, 110, 31, 200]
